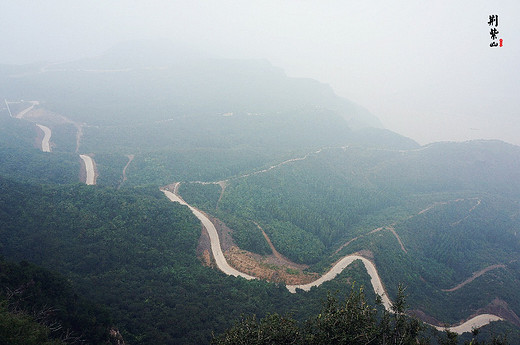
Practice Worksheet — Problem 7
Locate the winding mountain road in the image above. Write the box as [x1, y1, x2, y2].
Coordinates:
[5, 100, 51, 152]
[442, 264, 506, 292]
[163, 188, 255, 280]
[14, 100, 39, 119]
[4, 99, 13, 117]
[80, 154, 96, 185]
[164, 183, 505, 334]
[287, 255, 392, 310]
[7, 102, 508, 335]
[433, 314, 504, 334]
[36, 124, 52, 152]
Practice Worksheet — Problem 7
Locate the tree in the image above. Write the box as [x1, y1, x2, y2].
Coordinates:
[213, 285, 430, 345]
[214, 284, 511, 345]
[212, 313, 302, 345]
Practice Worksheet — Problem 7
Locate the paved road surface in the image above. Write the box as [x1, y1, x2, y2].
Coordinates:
[36, 124, 51, 152]
[80, 154, 96, 185]
[163, 185, 504, 334]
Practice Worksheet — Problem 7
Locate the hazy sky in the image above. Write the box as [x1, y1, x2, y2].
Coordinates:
[2, 1, 519, 145]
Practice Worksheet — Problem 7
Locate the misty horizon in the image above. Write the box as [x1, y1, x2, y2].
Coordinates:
[2, 3, 520, 343]
[1, 1, 519, 146]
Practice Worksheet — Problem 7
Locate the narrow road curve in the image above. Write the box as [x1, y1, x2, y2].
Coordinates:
[238, 146, 347, 180]
[451, 199, 482, 226]
[388, 227, 407, 253]
[187, 146, 348, 190]
[5, 100, 51, 152]
[8, 113, 508, 335]
[442, 264, 506, 292]
[14, 100, 39, 119]
[163, 185, 504, 334]
[334, 227, 384, 254]
[4, 99, 13, 117]
[255, 221, 289, 262]
[122, 154, 134, 181]
[118, 154, 134, 189]
[215, 181, 227, 210]
[337, 197, 481, 256]
[433, 314, 504, 334]
[80, 154, 96, 185]
[162, 188, 256, 280]
[287, 254, 393, 310]
[36, 124, 52, 152]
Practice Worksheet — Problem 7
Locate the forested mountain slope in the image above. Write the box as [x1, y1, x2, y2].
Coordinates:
[1, 43, 409, 188]
[0, 258, 113, 344]
[0, 175, 377, 344]
[1, 42, 519, 343]
[180, 141, 520, 330]
[0, 108, 80, 184]
[0, 41, 380, 129]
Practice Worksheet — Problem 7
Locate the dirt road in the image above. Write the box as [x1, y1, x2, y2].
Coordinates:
[442, 264, 505, 292]
[287, 254, 392, 310]
[80, 154, 96, 185]
[165, 183, 504, 334]
[36, 124, 51, 152]
[162, 188, 256, 280]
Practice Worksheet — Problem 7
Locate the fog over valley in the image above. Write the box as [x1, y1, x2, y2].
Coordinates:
[1, 0, 519, 145]
[1, 2, 520, 345]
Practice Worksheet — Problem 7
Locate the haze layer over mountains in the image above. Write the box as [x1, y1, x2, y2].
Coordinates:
[0, 22, 519, 345]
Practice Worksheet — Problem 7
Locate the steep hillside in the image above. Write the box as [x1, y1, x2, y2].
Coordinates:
[1, 41, 380, 129]
[186, 142, 520, 329]
[0, 175, 378, 344]
[0, 112, 80, 184]
[1, 42, 518, 343]
[0, 259, 113, 344]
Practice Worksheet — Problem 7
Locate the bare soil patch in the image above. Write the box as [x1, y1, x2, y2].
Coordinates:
[224, 246, 318, 285]
[196, 214, 318, 284]
[209, 215, 236, 252]
[479, 298, 520, 328]
[408, 309, 443, 327]
[34, 124, 45, 150]
[357, 249, 374, 259]
[22, 108, 69, 125]
[196, 224, 214, 268]
[256, 222, 309, 270]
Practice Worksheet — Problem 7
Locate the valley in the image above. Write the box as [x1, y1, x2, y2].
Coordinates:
[1, 53, 519, 344]
[163, 172, 507, 334]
